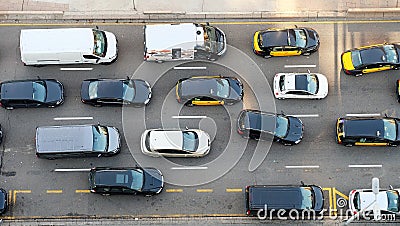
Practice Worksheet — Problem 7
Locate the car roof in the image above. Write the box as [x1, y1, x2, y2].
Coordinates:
[181, 78, 219, 97]
[94, 169, 134, 187]
[358, 190, 389, 211]
[343, 118, 384, 138]
[149, 131, 183, 150]
[93, 80, 124, 99]
[360, 46, 386, 64]
[260, 30, 288, 47]
[242, 110, 276, 132]
[249, 186, 302, 209]
[1, 81, 34, 100]
[283, 74, 310, 91]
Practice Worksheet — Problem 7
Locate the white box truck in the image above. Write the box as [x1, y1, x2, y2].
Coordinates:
[144, 23, 227, 62]
[20, 28, 118, 66]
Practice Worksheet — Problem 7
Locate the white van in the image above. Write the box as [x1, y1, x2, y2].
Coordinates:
[20, 28, 118, 66]
[144, 23, 227, 62]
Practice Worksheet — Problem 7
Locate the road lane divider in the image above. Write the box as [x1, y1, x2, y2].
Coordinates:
[171, 166, 208, 170]
[172, 116, 207, 119]
[60, 68, 93, 71]
[54, 168, 91, 172]
[173, 67, 207, 70]
[12, 190, 31, 205]
[53, 117, 93, 121]
[348, 164, 382, 168]
[166, 189, 183, 193]
[287, 114, 319, 118]
[226, 188, 243, 193]
[345, 113, 381, 117]
[75, 190, 90, 193]
[285, 165, 320, 169]
[284, 64, 316, 68]
[196, 189, 213, 193]
[46, 190, 63, 194]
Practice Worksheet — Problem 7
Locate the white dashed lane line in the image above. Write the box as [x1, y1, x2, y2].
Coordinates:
[53, 117, 93, 120]
[284, 64, 316, 68]
[60, 68, 93, 71]
[348, 165, 383, 168]
[285, 165, 320, 169]
[287, 114, 319, 118]
[172, 116, 207, 119]
[345, 113, 381, 117]
[171, 166, 208, 170]
[173, 67, 207, 70]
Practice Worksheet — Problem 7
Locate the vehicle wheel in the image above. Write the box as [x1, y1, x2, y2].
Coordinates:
[355, 73, 363, 77]
[264, 55, 272, 59]
[277, 98, 285, 100]
[389, 143, 397, 147]
[47, 157, 56, 160]
[225, 102, 234, 106]
[185, 102, 194, 107]
[283, 142, 293, 146]
[344, 143, 353, 147]
[303, 52, 311, 56]
[394, 67, 399, 70]
[101, 193, 110, 196]
[5, 107, 13, 110]
[156, 60, 164, 63]
[94, 104, 102, 107]
[48, 105, 56, 108]
[145, 194, 153, 197]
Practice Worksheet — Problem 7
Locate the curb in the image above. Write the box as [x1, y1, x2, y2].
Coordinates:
[0, 9, 399, 21]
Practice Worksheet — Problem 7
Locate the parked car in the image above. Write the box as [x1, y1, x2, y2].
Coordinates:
[0, 79, 64, 109]
[349, 187, 400, 215]
[237, 109, 304, 145]
[273, 72, 328, 99]
[341, 43, 400, 76]
[141, 129, 211, 157]
[336, 116, 400, 146]
[81, 78, 151, 107]
[245, 183, 324, 216]
[89, 167, 164, 196]
[0, 188, 7, 214]
[175, 76, 243, 106]
[253, 27, 320, 58]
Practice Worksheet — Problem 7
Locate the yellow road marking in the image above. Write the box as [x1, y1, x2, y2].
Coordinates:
[335, 189, 349, 200]
[166, 189, 183, 193]
[196, 189, 213, 193]
[323, 188, 333, 214]
[75, 190, 90, 193]
[13, 190, 31, 205]
[226, 188, 243, 193]
[46, 190, 63, 194]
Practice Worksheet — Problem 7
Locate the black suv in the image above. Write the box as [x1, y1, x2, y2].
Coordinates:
[89, 167, 164, 196]
[237, 109, 304, 145]
[0, 188, 8, 214]
[336, 116, 400, 147]
[245, 183, 324, 216]
[0, 79, 64, 109]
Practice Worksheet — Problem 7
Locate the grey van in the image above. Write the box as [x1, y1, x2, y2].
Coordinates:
[35, 124, 120, 159]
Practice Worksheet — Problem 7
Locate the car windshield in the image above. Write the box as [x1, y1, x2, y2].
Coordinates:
[351, 50, 363, 68]
[300, 187, 314, 209]
[88, 81, 99, 99]
[182, 131, 199, 152]
[32, 81, 47, 102]
[275, 116, 289, 138]
[204, 26, 219, 54]
[122, 80, 136, 101]
[92, 29, 106, 57]
[92, 125, 108, 152]
[383, 119, 397, 141]
[216, 78, 230, 98]
[294, 29, 307, 48]
[130, 168, 144, 191]
[383, 44, 399, 63]
[306, 74, 319, 94]
[387, 190, 400, 212]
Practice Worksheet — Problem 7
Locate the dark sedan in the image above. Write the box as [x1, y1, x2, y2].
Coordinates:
[81, 78, 152, 107]
[175, 76, 243, 106]
[237, 109, 304, 145]
[253, 27, 320, 58]
[89, 167, 164, 196]
[0, 188, 7, 214]
[0, 79, 64, 109]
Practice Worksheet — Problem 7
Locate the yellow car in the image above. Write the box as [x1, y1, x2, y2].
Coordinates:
[341, 43, 400, 76]
[253, 27, 320, 58]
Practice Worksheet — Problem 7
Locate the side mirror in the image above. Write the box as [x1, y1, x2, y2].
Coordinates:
[300, 181, 305, 185]
[185, 126, 189, 130]
[95, 25, 99, 29]
[206, 22, 210, 26]
[384, 113, 388, 118]
[37, 76, 41, 80]
[281, 110, 285, 116]
[97, 154, 102, 158]
[390, 185, 394, 190]
[307, 69, 311, 74]
[294, 25, 298, 28]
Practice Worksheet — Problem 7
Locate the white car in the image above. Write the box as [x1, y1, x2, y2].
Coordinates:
[349, 188, 400, 214]
[140, 129, 211, 157]
[273, 72, 328, 99]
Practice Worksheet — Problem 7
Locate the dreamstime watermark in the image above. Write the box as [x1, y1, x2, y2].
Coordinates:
[122, 43, 276, 186]
[255, 205, 396, 221]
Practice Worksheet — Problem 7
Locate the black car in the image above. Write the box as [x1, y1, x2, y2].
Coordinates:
[237, 109, 304, 145]
[89, 167, 164, 196]
[175, 76, 243, 106]
[81, 78, 152, 107]
[245, 183, 324, 216]
[0, 79, 64, 109]
[0, 188, 8, 214]
[336, 116, 400, 146]
[253, 27, 320, 58]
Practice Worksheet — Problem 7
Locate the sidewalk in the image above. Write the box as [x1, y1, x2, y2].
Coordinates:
[0, 0, 400, 20]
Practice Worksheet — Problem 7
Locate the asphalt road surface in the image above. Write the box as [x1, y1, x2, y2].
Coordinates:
[0, 21, 399, 219]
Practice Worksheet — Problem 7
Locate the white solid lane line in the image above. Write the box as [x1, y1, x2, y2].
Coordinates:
[285, 165, 320, 169]
[54, 117, 93, 120]
[173, 67, 207, 70]
[284, 65, 316, 68]
[346, 113, 381, 117]
[60, 68, 93, 71]
[348, 165, 382, 168]
[171, 166, 208, 170]
[172, 116, 207, 119]
[287, 114, 319, 118]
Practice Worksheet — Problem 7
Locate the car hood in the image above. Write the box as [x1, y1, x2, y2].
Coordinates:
[81, 80, 90, 101]
[316, 74, 329, 98]
[196, 130, 211, 156]
[132, 80, 151, 104]
[143, 168, 164, 194]
[45, 80, 64, 104]
[227, 78, 243, 101]
[107, 126, 120, 154]
[305, 28, 319, 49]
[285, 117, 304, 142]
[0, 189, 6, 212]
[312, 186, 324, 212]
